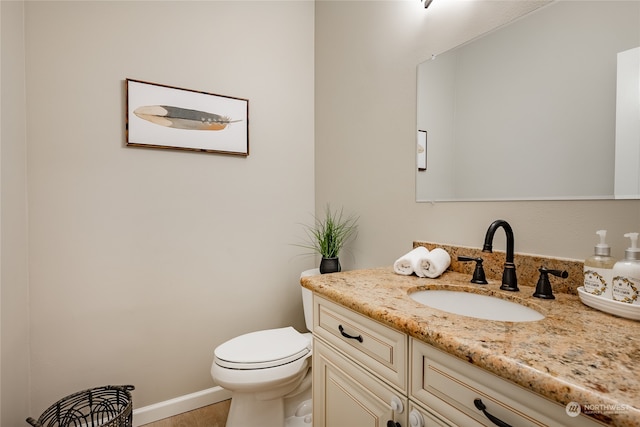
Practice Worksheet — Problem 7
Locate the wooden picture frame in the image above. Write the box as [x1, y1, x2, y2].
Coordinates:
[126, 79, 249, 156]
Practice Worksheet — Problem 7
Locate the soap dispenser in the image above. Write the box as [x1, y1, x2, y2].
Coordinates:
[583, 230, 616, 299]
[611, 232, 640, 304]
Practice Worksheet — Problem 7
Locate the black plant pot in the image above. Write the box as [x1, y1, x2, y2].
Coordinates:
[320, 257, 341, 274]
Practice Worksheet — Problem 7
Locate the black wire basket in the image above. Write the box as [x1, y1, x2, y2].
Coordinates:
[26, 385, 134, 427]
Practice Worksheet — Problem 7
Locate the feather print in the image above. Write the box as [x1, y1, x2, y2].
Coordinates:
[133, 105, 241, 131]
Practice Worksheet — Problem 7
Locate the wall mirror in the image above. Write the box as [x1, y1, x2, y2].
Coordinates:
[416, 1, 640, 202]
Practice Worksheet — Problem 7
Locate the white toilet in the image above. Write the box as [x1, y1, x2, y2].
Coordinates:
[211, 269, 317, 427]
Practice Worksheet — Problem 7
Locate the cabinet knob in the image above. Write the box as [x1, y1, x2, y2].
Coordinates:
[409, 410, 424, 427]
[390, 396, 404, 413]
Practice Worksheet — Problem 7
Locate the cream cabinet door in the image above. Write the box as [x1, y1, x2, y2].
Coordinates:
[314, 338, 407, 427]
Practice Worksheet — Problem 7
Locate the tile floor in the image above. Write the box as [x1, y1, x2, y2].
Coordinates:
[139, 399, 230, 427]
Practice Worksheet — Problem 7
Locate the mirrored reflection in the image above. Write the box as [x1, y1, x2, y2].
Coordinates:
[416, 1, 640, 202]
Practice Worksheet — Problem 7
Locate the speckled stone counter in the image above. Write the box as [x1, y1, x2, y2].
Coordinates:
[301, 265, 640, 426]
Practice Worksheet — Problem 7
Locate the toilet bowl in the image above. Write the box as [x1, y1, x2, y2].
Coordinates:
[211, 269, 317, 427]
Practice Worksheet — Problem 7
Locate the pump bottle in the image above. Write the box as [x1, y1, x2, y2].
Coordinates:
[583, 230, 616, 298]
[611, 232, 640, 305]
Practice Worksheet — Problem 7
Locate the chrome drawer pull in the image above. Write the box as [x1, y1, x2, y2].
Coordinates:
[474, 398, 512, 427]
[338, 324, 363, 343]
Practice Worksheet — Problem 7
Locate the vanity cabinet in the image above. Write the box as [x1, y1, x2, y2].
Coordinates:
[312, 294, 606, 427]
[410, 339, 605, 427]
[407, 402, 459, 427]
[313, 339, 408, 427]
[312, 295, 410, 427]
[313, 295, 407, 390]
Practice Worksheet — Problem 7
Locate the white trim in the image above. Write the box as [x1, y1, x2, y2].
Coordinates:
[133, 386, 232, 426]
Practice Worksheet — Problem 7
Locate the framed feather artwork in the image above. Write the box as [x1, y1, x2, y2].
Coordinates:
[126, 79, 249, 156]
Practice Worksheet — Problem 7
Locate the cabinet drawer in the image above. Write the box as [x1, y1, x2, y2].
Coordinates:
[410, 339, 606, 427]
[314, 295, 407, 390]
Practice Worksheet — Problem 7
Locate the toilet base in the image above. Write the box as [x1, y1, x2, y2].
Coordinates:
[226, 392, 284, 427]
[226, 378, 312, 427]
[285, 399, 312, 427]
[225, 388, 312, 427]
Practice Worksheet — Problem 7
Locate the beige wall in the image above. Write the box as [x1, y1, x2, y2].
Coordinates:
[22, 0, 314, 415]
[315, 0, 640, 272]
[1, 1, 30, 426]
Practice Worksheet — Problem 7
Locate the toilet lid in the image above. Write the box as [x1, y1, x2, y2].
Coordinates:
[214, 327, 311, 369]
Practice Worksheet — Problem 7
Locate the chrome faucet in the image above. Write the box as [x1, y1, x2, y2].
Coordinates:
[482, 219, 518, 291]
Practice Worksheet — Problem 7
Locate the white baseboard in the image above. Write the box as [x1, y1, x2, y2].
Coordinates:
[133, 386, 232, 426]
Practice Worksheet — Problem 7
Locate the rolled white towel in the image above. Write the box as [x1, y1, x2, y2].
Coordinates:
[415, 248, 451, 278]
[393, 246, 429, 275]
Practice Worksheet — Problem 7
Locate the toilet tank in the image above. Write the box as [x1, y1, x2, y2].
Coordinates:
[300, 269, 319, 332]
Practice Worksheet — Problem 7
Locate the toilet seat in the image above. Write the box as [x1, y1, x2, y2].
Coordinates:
[214, 327, 311, 370]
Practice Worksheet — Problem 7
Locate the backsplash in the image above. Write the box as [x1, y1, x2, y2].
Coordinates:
[414, 241, 584, 295]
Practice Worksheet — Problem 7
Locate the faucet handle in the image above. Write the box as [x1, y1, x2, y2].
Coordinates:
[457, 256, 488, 284]
[533, 266, 568, 299]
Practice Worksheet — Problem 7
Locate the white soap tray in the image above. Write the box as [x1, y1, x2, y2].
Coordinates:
[577, 287, 640, 321]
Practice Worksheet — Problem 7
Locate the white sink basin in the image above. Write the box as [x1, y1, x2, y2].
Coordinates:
[409, 290, 544, 322]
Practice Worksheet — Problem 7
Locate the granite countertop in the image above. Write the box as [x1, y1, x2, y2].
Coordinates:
[301, 267, 640, 427]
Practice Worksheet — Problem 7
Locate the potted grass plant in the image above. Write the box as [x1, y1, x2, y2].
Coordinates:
[298, 205, 359, 274]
